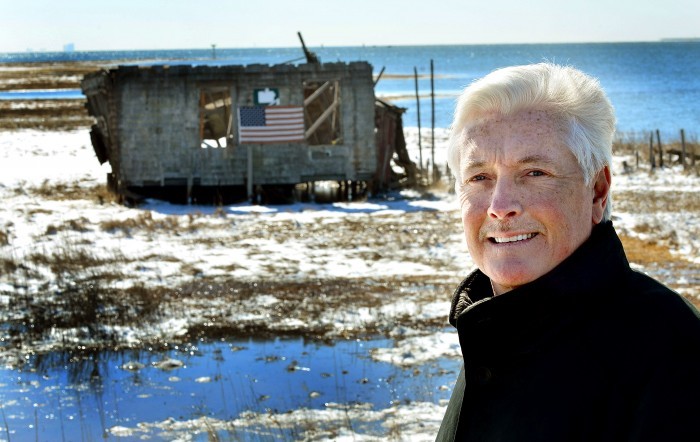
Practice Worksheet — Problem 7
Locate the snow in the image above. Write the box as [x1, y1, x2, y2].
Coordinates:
[1, 128, 698, 336]
[106, 401, 447, 441]
[371, 332, 461, 366]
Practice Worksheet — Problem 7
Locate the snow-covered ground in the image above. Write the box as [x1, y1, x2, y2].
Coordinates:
[0, 127, 698, 440]
[1, 127, 698, 360]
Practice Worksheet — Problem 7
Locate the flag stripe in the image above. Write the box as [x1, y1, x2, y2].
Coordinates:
[238, 105, 306, 144]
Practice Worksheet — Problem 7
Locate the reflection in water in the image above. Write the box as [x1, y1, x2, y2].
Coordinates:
[0, 337, 460, 440]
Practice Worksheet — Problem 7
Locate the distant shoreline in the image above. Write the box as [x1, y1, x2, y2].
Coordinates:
[660, 38, 700, 42]
[2, 40, 699, 59]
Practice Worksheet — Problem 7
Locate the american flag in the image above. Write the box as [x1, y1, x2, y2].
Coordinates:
[238, 105, 305, 144]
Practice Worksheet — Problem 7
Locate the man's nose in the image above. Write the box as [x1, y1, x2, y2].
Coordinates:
[487, 178, 522, 219]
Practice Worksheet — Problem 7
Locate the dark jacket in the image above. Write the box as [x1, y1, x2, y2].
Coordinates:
[437, 221, 700, 441]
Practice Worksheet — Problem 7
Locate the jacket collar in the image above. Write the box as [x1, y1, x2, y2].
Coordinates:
[449, 221, 630, 343]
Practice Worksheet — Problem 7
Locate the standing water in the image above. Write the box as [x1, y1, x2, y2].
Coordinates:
[0, 336, 461, 440]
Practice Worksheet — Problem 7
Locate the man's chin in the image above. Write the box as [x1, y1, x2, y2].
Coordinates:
[485, 267, 542, 295]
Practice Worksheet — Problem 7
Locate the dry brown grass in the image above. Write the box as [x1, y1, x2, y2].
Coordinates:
[45, 217, 91, 235]
[615, 189, 700, 213]
[100, 212, 182, 234]
[0, 61, 107, 130]
[27, 244, 119, 275]
[24, 181, 117, 203]
[3, 239, 168, 347]
[619, 234, 700, 308]
[619, 234, 679, 265]
[181, 275, 454, 340]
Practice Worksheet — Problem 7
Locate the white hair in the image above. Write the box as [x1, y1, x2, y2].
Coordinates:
[447, 63, 616, 221]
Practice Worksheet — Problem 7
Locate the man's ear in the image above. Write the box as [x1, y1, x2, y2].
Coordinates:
[592, 166, 611, 224]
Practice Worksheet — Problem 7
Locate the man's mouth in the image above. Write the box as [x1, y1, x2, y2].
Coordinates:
[489, 233, 538, 244]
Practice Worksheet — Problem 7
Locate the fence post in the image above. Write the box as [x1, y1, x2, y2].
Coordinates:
[656, 129, 663, 168]
[649, 132, 656, 169]
[430, 59, 436, 184]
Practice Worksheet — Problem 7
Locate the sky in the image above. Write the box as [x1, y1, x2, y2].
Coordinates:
[1, 0, 699, 52]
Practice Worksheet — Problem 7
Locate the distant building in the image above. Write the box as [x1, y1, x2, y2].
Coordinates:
[81, 61, 412, 204]
[63, 43, 75, 52]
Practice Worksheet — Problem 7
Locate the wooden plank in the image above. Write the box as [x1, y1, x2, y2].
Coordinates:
[305, 100, 339, 140]
[303, 81, 332, 107]
[331, 83, 340, 135]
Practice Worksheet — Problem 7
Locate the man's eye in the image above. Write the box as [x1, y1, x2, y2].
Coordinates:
[527, 170, 546, 177]
[470, 175, 487, 182]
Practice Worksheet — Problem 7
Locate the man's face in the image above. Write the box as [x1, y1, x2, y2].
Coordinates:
[457, 110, 608, 295]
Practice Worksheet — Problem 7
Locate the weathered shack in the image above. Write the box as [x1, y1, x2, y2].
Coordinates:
[82, 60, 408, 204]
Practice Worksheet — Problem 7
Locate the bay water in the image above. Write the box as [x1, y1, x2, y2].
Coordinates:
[2, 42, 699, 137]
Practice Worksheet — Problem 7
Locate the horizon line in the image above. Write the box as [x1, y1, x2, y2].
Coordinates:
[2, 38, 699, 55]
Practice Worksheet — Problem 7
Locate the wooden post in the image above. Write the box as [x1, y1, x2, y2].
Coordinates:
[247, 145, 254, 202]
[656, 129, 663, 168]
[681, 129, 687, 170]
[649, 132, 656, 169]
[187, 176, 193, 205]
[430, 59, 436, 184]
[414, 67, 423, 174]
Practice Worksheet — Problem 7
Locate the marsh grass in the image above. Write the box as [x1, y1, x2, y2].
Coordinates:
[100, 211, 183, 235]
[0, 99, 92, 130]
[619, 234, 700, 307]
[1, 163, 697, 364]
[26, 180, 116, 203]
[0, 61, 113, 91]
[7, 279, 167, 346]
[2, 238, 168, 350]
[615, 189, 700, 213]
[0, 60, 141, 130]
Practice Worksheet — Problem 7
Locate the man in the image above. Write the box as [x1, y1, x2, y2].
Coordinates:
[437, 63, 700, 441]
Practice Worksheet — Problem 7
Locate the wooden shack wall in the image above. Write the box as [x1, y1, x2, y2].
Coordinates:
[108, 62, 375, 189]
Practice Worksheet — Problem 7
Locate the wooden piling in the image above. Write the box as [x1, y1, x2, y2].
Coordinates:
[681, 129, 687, 170]
[247, 145, 254, 201]
[414, 67, 423, 174]
[430, 59, 436, 184]
[649, 132, 656, 169]
[656, 129, 663, 168]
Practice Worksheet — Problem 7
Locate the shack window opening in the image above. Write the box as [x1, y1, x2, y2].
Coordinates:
[303, 80, 341, 145]
[200, 88, 232, 148]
